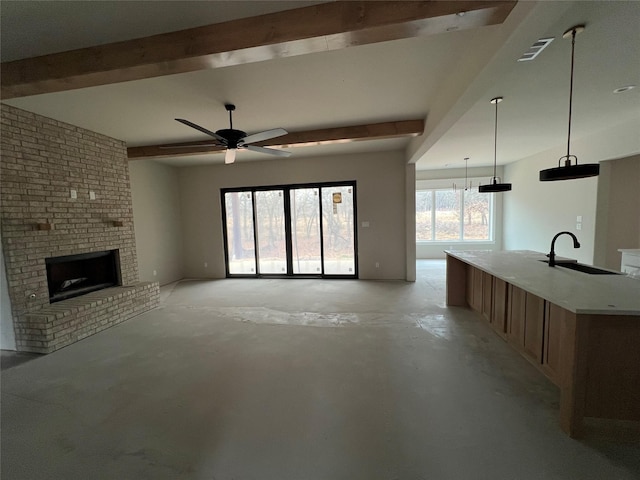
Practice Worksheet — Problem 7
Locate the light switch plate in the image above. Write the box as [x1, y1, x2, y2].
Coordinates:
[89, 191, 96, 200]
[70, 189, 77, 199]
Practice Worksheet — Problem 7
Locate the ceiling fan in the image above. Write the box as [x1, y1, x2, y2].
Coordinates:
[173, 104, 292, 164]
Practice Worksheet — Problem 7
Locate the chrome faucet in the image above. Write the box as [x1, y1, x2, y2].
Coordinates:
[548, 231, 580, 266]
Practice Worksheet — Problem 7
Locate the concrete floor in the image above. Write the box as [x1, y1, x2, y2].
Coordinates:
[1, 260, 639, 479]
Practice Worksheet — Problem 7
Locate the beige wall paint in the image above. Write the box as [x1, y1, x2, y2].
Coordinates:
[503, 152, 598, 264]
[594, 154, 640, 270]
[178, 150, 408, 280]
[130, 161, 184, 285]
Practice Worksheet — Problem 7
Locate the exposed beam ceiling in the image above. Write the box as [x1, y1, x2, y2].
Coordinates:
[1, 1, 516, 99]
[128, 120, 425, 159]
[3, 1, 635, 170]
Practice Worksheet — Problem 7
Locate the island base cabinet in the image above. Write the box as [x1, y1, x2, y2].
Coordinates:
[523, 293, 545, 363]
[542, 302, 564, 384]
[582, 315, 640, 421]
[507, 285, 526, 347]
[466, 266, 483, 313]
[506, 286, 545, 365]
[481, 271, 493, 321]
[490, 277, 507, 336]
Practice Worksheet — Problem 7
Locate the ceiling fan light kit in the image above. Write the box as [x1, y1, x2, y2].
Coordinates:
[479, 96, 512, 193]
[175, 103, 291, 164]
[225, 148, 237, 164]
[540, 25, 600, 182]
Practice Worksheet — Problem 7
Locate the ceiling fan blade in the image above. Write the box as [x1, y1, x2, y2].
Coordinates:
[159, 143, 220, 149]
[240, 128, 288, 145]
[245, 144, 292, 157]
[175, 118, 227, 143]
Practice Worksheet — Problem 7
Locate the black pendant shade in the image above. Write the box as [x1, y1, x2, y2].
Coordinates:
[480, 96, 511, 193]
[540, 25, 599, 182]
[479, 178, 512, 192]
[539, 161, 600, 181]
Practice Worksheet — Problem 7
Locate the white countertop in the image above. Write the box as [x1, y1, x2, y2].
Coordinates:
[446, 250, 640, 316]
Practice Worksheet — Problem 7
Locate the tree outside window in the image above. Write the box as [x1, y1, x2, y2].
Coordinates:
[416, 188, 492, 242]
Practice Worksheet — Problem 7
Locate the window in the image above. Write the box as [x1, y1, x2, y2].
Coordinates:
[416, 188, 493, 242]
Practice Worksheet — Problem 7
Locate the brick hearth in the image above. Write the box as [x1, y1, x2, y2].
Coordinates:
[0, 104, 158, 353]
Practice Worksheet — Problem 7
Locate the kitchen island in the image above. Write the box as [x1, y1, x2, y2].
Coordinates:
[446, 250, 640, 437]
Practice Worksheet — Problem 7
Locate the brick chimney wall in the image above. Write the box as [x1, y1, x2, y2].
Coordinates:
[0, 104, 158, 353]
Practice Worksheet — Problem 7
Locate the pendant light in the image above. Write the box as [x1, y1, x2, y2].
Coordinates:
[540, 25, 599, 181]
[453, 157, 473, 192]
[479, 97, 512, 193]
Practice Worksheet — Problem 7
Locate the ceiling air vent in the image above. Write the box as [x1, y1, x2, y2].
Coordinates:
[518, 37, 554, 62]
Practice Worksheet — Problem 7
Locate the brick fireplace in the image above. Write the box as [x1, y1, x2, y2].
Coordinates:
[0, 104, 159, 353]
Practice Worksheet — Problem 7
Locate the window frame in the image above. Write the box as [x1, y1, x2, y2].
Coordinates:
[416, 180, 496, 244]
[221, 181, 359, 279]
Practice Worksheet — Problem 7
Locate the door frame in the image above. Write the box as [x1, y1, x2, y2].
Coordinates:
[221, 181, 358, 279]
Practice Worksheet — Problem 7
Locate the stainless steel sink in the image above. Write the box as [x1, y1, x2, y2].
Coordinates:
[539, 260, 622, 275]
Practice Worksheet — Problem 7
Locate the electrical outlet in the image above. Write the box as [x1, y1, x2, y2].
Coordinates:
[576, 223, 582, 230]
[375, 262, 380, 268]
[153, 270, 157, 276]
[70, 189, 77, 199]
[204, 262, 208, 268]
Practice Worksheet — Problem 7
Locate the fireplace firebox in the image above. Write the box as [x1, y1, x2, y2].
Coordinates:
[45, 250, 122, 303]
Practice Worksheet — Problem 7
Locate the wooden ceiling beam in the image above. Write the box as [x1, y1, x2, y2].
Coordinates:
[1, 1, 516, 99]
[127, 119, 425, 159]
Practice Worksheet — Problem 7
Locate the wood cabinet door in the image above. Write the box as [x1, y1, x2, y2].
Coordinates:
[469, 267, 483, 313]
[543, 302, 564, 384]
[524, 293, 545, 363]
[507, 285, 526, 347]
[465, 265, 474, 308]
[481, 271, 493, 321]
[491, 277, 508, 335]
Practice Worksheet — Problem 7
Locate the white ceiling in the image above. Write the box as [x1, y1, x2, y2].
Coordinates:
[1, 1, 639, 170]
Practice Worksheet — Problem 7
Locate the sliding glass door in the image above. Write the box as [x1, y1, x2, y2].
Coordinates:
[321, 185, 355, 275]
[224, 191, 256, 275]
[254, 190, 287, 274]
[222, 182, 357, 278]
[290, 187, 322, 274]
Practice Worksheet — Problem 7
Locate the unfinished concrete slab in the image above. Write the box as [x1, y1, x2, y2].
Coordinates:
[1, 261, 638, 479]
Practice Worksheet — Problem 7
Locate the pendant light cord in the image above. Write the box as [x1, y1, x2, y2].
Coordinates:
[493, 99, 498, 181]
[566, 28, 576, 163]
[229, 109, 233, 130]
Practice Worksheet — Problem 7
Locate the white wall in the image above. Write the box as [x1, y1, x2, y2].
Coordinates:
[415, 166, 504, 258]
[503, 120, 640, 265]
[1, 235, 17, 350]
[130, 161, 184, 285]
[178, 150, 408, 280]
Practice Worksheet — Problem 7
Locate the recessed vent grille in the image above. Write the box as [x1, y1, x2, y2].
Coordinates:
[518, 37, 554, 62]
